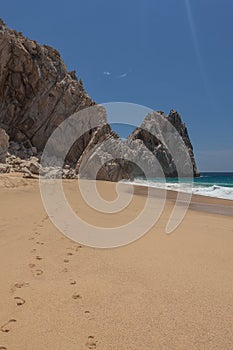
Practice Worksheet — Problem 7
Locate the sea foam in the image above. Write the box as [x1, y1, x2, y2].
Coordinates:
[124, 179, 233, 200]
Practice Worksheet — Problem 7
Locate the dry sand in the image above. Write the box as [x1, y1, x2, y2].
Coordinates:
[0, 174, 233, 349]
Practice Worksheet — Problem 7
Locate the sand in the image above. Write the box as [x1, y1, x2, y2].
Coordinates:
[0, 173, 233, 349]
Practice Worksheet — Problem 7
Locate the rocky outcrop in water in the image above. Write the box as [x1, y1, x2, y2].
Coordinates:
[78, 110, 199, 181]
[127, 110, 199, 177]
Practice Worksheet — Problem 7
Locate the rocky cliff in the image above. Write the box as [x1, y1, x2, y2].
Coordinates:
[0, 128, 9, 163]
[0, 19, 96, 152]
[0, 19, 199, 180]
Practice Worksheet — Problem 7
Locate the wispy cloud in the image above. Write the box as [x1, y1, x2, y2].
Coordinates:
[118, 73, 128, 78]
[103, 69, 132, 79]
[185, 0, 215, 110]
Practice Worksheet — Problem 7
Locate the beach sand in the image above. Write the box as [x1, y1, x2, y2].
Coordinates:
[0, 174, 233, 349]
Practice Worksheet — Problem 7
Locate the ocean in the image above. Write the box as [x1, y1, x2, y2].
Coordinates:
[130, 173, 233, 200]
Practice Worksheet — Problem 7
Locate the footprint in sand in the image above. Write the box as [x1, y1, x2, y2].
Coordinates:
[0, 319, 17, 333]
[67, 245, 82, 253]
[64, 259, 69, 263]
[75, 245, 83, 252]
[70, 280, 77, 285]
[66, 252, 73, 256]
[29, 263, 43, 277]
[14, 296, 26, 306]
[35, 269, 43, 276]
[42, 215, 49, 223]
[11, 281, 29, 293]
[36, 256, 43, 261]
[14, 282, 29, 289]
[72, 293, 82, 300]
[86, 336, 97, 349]
[28, 237, 35, 241]
[0, 346, 7, 349]
[84, 311, 94, 321]
[36, 241, 44, 245]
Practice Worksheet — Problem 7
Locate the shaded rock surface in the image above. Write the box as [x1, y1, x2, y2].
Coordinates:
[0, 128, 9, 163]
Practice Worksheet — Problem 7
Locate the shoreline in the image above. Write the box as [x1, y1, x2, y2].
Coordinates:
[1, 173, 233, 216]
[125, 175, 233, 201]
[121, 181, 233, 216]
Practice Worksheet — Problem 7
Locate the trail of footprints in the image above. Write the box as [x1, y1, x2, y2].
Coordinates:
[0, 219, 45, 348]
[65, 247, 97, 348]
[0, 279, 28, 349]
[1, 217, 98, 349]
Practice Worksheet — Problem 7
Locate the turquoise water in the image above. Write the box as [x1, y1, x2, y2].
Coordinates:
[133, 173, 233, 200]
[194, 172, 233, 188]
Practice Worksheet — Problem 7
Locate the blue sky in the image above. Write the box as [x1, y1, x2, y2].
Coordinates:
[1, 0, 233, 171]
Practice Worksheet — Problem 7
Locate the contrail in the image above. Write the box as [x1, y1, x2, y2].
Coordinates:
[184, 0, 215, 109]
[185, 0, 203, 74]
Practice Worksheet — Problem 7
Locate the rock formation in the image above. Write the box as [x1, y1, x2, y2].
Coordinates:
[78, 110, 199, 181]
[0, 19, 94, 152]
[127, 110, 199, 177]
[0, 19, 199, 181]
[0, 128, 9, 163]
